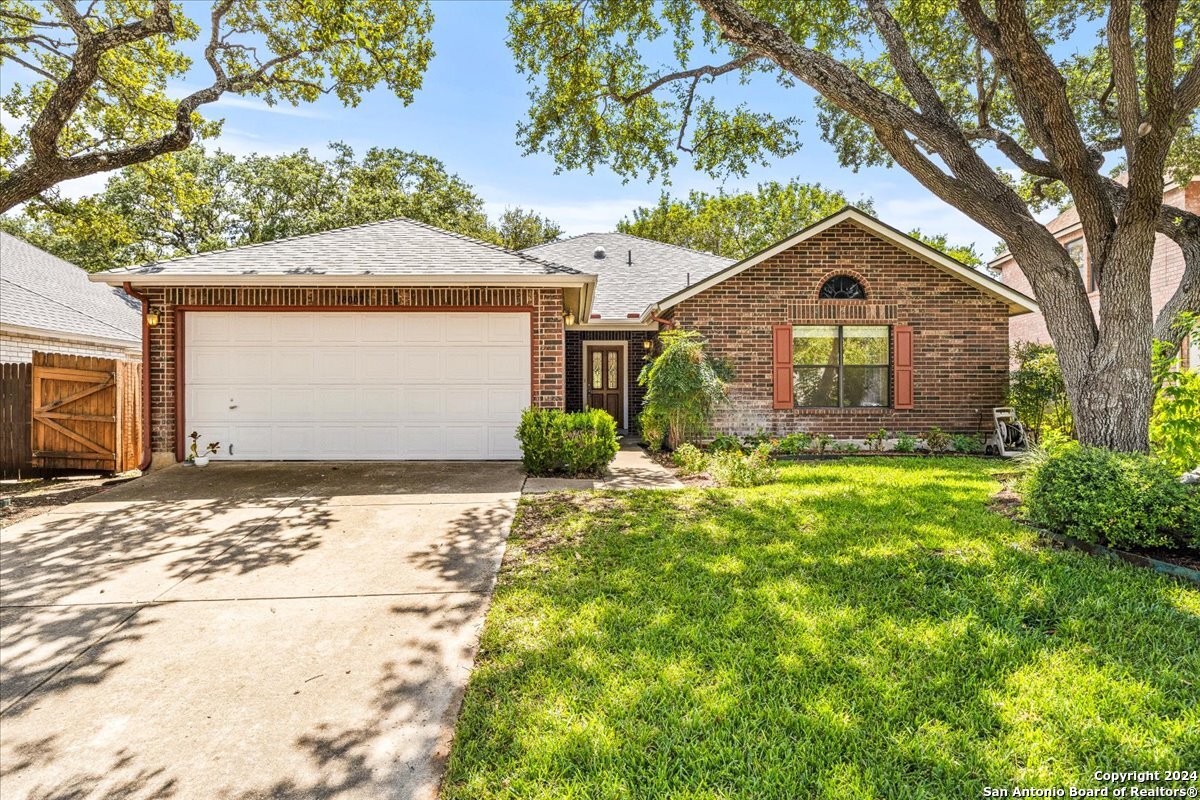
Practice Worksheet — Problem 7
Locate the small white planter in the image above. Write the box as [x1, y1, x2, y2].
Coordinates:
[192, 456, 210, 467]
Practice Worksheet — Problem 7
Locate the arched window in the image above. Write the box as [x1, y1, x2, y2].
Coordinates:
[819, 275, 866, 300]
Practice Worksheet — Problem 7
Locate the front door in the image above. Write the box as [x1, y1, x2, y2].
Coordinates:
[586, 345, 624, 429]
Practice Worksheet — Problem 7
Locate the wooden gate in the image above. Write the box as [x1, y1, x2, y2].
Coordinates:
[30, 352, 142, 472]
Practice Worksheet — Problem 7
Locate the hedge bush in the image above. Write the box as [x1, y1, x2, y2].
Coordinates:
[517, 408, 619, 477]
[1024, 446, 1198, 551]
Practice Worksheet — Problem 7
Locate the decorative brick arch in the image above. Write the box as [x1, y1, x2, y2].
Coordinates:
[814, 269, 871, 301]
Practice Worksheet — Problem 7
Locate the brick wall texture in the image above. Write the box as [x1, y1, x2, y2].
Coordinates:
[997, 179, 1196, 349]
[138, 285, 564, 457]
[565, 329, 655, 428]
[0, 329, 140, 363]
[667, 220, 1011, 437]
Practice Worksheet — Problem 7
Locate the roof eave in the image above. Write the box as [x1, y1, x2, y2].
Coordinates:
[90, 272, 595, 288]
[0, 321, 140, 348]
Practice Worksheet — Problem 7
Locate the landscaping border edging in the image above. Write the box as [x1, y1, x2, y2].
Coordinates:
[1037, 529, 1200, 585]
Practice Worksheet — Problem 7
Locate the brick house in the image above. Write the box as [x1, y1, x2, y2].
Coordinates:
[1, 232, 141, 363]
[992, 177, 1199, 370]
[91, 207, 1035, 464]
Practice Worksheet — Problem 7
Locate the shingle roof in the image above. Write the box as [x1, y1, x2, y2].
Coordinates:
[1, 233, 141, 344]
[522, 233, 733, 319]
[96, 218, 582, 278]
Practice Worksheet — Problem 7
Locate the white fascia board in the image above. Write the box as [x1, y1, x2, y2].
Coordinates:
[654, 207, 1040, 316]
[566, 321, 659, 332]
[89, 272, 596, 289]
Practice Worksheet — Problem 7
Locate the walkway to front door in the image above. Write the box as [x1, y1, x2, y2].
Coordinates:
[585, 344, 624, 428]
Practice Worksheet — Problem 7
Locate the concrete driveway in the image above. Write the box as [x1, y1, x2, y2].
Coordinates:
[0, 461, 523, 800]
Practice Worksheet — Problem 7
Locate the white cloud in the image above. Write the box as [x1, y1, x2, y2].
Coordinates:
[211, 95, 331, 119]
[165, 83, 332, 119]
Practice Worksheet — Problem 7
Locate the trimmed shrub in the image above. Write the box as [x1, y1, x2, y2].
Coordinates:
[517, 407, 619, 477]
[1024, 446, 1197, 550]
[671, 443, 708, 475]
[709, 444, 778, 488]
[775, 431, 813, 455]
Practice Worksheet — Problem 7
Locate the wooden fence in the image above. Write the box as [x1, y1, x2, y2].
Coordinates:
[1, 352, 141, 478]
[1, 362, 33, 478]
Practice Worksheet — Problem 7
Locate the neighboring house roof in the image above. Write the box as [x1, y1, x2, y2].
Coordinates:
[989, 175, 1200, 268]
[522, 232, 733, 320]
[655, 206, 1040, 317]
[1, 232, 141, 346]
[90, 218, 590, 286]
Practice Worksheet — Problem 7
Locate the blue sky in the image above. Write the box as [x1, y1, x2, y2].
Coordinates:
[23, 1, 1046, 254]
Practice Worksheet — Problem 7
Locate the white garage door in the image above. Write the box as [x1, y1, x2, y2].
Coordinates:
[184, 311, 530, 460]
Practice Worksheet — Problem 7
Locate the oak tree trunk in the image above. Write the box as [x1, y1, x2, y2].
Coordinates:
[1012, 222, 1156, 452]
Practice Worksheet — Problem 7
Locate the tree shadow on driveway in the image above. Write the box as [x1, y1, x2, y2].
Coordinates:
[1, 461, 522, 800]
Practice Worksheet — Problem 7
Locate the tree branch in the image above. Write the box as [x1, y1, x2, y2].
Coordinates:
[866, 0, 951, 121]
[1106, 0, 1141, 147]
[1099, 177, 1200, 345]
[1178, 58, 1200, 116]
[607, 54, 760, 104]
[964, 126, 1060, 177]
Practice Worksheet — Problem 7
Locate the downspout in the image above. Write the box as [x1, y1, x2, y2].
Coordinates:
[123, 282, 153, 471]
[648, 306, 674, 329]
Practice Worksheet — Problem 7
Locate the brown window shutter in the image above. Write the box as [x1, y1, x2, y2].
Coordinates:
[772, 325, 794, 409]
[893, 325, 914, 409]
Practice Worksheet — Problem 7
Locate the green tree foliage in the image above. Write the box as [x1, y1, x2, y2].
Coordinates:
[906, 229, 984, 270]
[490, 207, 565, 251]
[0, 1, 435, 210]
[1008, 342, 1074, 443]
[617, 181, 872, 258]
[507, 0, 1200, 452]
[1, 143, 563, 271]
[638, 328, 732, 449]
[1150, 313, 1200, 474]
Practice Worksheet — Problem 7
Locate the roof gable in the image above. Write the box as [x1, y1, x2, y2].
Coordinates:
[654, 207, 1039, 316]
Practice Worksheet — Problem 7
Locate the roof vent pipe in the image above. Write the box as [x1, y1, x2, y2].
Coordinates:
[627, 249, 632, 265]
[686, 272, 690, 286]
[593, 246, 606, 259]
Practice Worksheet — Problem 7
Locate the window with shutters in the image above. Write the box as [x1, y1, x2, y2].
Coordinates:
[792, 325, 890, 407]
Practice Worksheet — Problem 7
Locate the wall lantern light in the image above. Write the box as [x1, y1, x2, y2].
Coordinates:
[563, 310, 576, 326]
[642, 339, 652, 350]
[146, 309, 161, 327]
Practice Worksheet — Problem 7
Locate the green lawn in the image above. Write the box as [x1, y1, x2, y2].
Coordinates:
[444, 458, 1200, 799]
